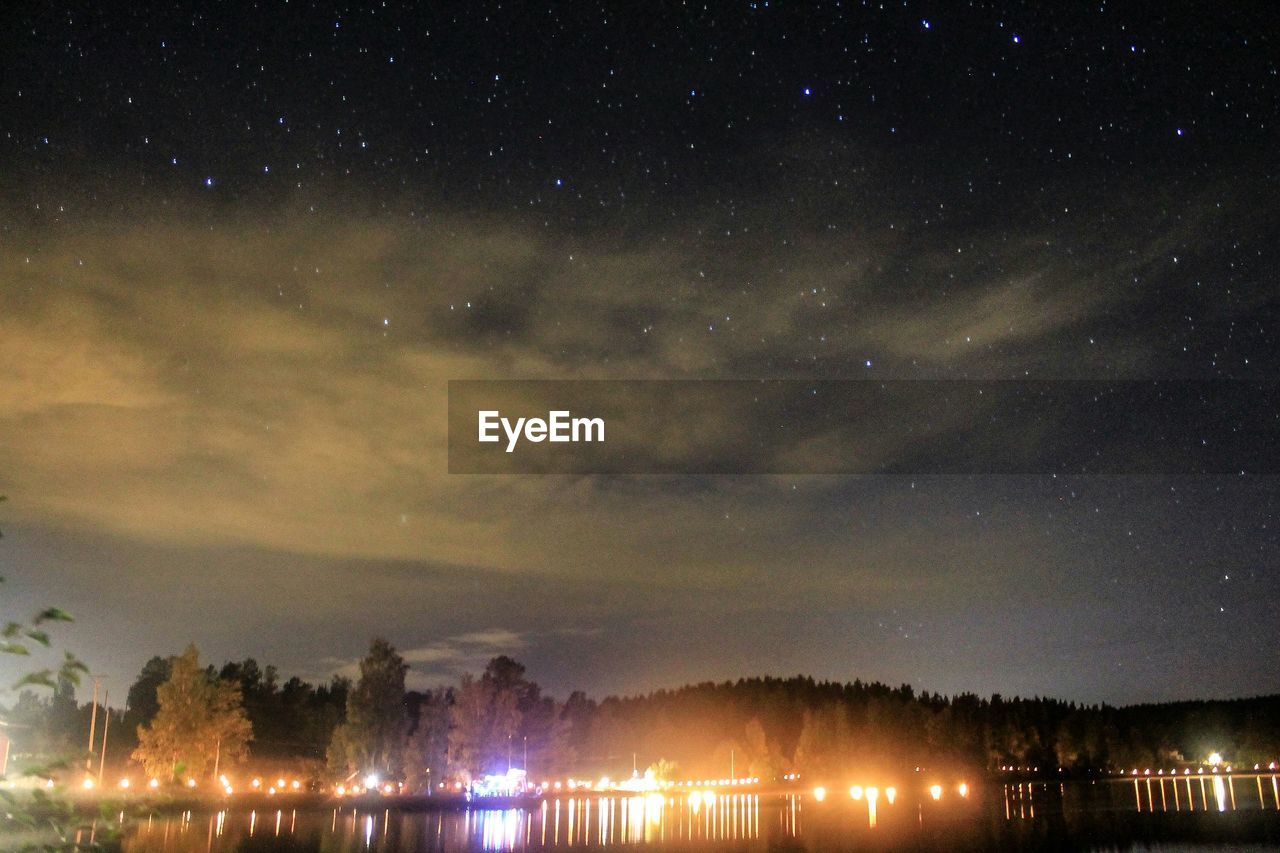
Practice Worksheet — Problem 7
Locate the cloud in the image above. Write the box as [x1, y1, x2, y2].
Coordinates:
[0, 197, 1213, 575]
[322, 628, 526, 690]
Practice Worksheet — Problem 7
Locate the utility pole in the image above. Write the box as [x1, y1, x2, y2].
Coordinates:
[730, 748, 735, 778]
[85, 676, 103, 775]
[96, 690, 110, 783]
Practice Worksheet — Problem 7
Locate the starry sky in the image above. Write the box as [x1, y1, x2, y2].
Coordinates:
[1, 2, 1277, 705]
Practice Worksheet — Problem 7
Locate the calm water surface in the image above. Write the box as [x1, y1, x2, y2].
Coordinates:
[109, 776, 1280, 852]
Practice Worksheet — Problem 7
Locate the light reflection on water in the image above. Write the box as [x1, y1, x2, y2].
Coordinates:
[121, 793, 776, 851]
[1119, 772, 1280, 814]
[114, 777, 1280, 852]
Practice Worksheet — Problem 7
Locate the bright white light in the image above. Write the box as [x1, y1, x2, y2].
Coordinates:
[849, 785, 863, 800]
[812, 786, 826, 802]
[363, 774, 380, 788]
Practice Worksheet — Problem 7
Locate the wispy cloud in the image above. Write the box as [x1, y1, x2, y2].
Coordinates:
[320, 628, 527, 690]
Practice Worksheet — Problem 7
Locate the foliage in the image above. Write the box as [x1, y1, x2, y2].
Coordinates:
[326, 639, 408, 781]
[0, 497, 93, 850]
[132, 644, 252, 781]
[447, 655, 571, 781]
[403, 687, 452, 792]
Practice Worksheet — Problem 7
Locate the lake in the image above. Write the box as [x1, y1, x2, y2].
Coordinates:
[104, 776, 1280, 851]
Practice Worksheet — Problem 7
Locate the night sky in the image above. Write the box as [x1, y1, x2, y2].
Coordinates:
[1, 2, 1278, 705]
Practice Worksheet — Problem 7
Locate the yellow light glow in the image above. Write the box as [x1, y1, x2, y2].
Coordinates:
[292, 780, 301, 790]
[813, 786, 826, 802]
[276, 778, 286, 788]
[886, 786, 897, 804]
[149, 778, 159, 789]
[929, 784, 943, 800]
[81, 778, 95, 790]
[251, 778, 261, 788]
[866, 786, 879, 803]
[1208, 752, 1223, 766]
[119, 778, 130, 789]
[185, 778, 196, 788]
[849, 785, 863, 800]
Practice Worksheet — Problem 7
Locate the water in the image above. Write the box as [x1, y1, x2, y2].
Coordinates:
[106, 776, 1280, 851]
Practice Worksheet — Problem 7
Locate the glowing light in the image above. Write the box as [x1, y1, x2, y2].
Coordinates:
[119, 778, 130, 789]
[812, 786, 826, 802]
[251, 778, 261, 788]
[929, 784, 943, 800]
[1208, 752, 1223, 766]
[886, 786, 897, 804]
[336, 785, 346, 796]
[82, 778, 95, 790]
[849, 785, 863, 800]
[958, 782, 970, 798]
[185, 778, 197, 788]
[701, 789, 716, 807]
[291, 780, 301, 790]
[866, 786, 879, 803]
[363, 774, 380, 789]
[149, 778, 160, 789]
[276, 777, 287, 788]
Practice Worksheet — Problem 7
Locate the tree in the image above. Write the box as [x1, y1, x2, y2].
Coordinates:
[327, 638, 408, 781]
[133, 644, 252, 781]
[448, 660, 524, 780]
[126, 655, 172, 724]
[403, 687, 452, 792]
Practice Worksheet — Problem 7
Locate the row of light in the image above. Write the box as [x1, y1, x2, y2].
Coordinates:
[93, 775, 306, 795]
[1128, 762, 1278, 777]
[811, 782, 969, 803]
[810, 785, 896, 804]
[930, 782, 970, 800]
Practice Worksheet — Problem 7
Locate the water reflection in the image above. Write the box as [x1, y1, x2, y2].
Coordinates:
[1122, 773, 1280, 814]
[116, 779, 1280, 852]
[122, 794, 772, 851]
[997, 773, 1280, 823]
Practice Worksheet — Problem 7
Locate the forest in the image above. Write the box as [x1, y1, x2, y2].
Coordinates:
[5, 638, 1279, 789]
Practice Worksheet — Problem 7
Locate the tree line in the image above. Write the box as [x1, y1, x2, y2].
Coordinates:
[5, 638, 1279, 788]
